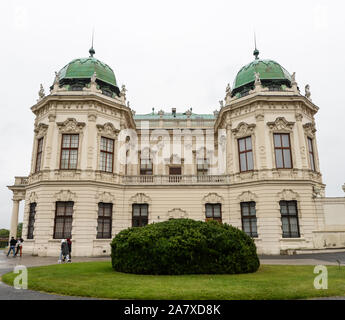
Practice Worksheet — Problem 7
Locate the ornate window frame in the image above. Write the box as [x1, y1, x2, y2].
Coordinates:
[267, 117, 296, 170]
[23, 192, 38, 239]
[128, 193, 152, 226]
[50, 190, 77, 239]
[56, 118, 86, 170]
[32, 123, 49, 174]
[237, 191, 260, 238]
[96, 122, 120, 174]
[275, 189, 303, 239]
[303, 122, 319, 172]
[95, 191, 115, 238]
[232, 122, 257, 173]
[202, 193, 224, 220]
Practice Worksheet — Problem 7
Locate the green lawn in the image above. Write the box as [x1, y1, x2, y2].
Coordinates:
[2, 262, 345, 300]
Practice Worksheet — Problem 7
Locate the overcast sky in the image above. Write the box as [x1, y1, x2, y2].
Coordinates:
[0, 0, 344, 228]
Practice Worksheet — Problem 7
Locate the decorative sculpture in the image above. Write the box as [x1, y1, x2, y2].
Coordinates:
[38, 84, 45, 100]
[219, 100, 224, 108]
[291, 72, 296, 83]
[305, 84, 311, 100]
[121, 84, 127, 101]
[225, 83, 231, 96]
[254, 72, 261, 86]
[91, 72, 97, 84]
[54, 72, 59, 85]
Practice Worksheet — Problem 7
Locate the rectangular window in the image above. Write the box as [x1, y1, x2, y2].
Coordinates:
[53, 202, 74, 239]
[35, 138, 44, 173]
[280, 200, 300, 238]
[132, 204, 148, 227]
[100, 137, 114, 173]
[205, 203, 222, 223]
[241, 202, 258, 238]
[97, 203, 113, 239]
[169, 166, 182, 182]
[274, 133, 292, 169]
[60, 134, 79, 169]
[307, 137, 316, 171]
[27, 203, 36, 239]
[197, 158, 208, 176]
[238, 136, 254, 172]
[140, 159, 153, 175]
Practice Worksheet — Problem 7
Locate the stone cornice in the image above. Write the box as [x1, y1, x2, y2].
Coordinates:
[31, 93, 136, 129]
[215, 94, 319, 130]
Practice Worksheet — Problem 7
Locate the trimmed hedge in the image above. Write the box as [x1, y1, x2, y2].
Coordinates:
[111, 219, 260, 275]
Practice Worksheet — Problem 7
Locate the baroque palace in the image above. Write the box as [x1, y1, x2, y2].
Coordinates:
[7, 45, 345, 256]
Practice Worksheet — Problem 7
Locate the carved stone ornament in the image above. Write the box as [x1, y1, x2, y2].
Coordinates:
[56, 118, 86, 133]
[202, 193, 223, 204]
[238, 191, 258, 202]
[312, 185, 323, 199]
[267, 117, 295, 131]
[28, 192, 38, 203]
[276, 189, 299, 201]
[168, 208, 188, 219]
[96, 191, 115, 203]
[303, 122, 317, 137]
[232, 122, 256, 138]
[129, 193, 151, 204]
[96, 122, 120, 139]
[54, 190, 76, 202]
[34, 123, 49, 137]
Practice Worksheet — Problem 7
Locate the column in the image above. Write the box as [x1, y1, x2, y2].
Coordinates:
[9, 199, 20, 239]
[295, 112, 308, 169]
[226, 123, 232, 174]
[255, 112, 267, 170]
[44, 113, 56, 171]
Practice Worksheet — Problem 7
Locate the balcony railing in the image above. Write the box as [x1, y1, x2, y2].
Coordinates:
[14, 174, 231, 186]
[123, 175, 230, 185]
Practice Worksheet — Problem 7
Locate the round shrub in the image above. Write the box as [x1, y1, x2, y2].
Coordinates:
[111, 219, 260, 275]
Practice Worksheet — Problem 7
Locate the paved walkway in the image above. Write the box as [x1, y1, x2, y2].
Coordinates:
[0, 249, 344, 300]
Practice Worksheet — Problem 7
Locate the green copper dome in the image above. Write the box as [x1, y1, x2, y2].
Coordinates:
[58, 57, 118, 87]
[232, 51, 292, 97]
[55, 48, 120, 97]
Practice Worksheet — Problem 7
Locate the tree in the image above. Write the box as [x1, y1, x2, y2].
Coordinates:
[17, 223, 23, 238]
[0, 229, 9, 238]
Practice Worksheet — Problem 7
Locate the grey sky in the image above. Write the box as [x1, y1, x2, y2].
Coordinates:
[0, 0, 344, 228]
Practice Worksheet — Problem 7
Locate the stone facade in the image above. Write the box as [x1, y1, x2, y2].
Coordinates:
[7, 54, 345, 257]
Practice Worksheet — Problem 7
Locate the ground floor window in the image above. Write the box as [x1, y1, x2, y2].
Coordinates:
[280, 200, 300, 238]
[27, 203, 36, 239]
[132, 204, 148, 227]
[205, 203, 222, 223]
[97, 203, 113, 239]
[241, 202, 258, 238]
[54, 201, 73, 239]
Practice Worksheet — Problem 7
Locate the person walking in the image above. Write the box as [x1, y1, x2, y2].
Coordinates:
[14, 238, 24, 257]
[58, 239, 70, 263]
[66, 238, 72, 262]
[6, 237, 17, 257]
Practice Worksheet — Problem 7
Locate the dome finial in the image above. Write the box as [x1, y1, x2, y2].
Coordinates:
[89, 28, 95, 57]
[253, 32, 259, 60]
